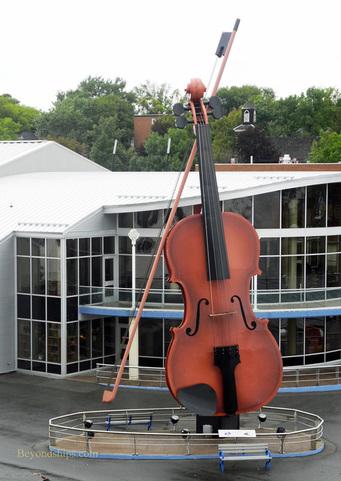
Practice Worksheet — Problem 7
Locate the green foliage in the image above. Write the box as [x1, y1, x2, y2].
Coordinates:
[309, 131, 341, 163]
[35, 76, 134, 167]
[130, 127, 193, 171]
[0, 94, 40, 139]
[133, 81, 182, 114]
[235, 127, 280, 163]
[211, 109, 240, 162]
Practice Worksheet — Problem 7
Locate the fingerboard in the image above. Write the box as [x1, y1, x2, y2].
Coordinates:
[196, 123, 230, 281]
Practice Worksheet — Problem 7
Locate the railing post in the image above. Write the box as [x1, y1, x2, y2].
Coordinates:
[133, 434, 137, 455]
[296, 368, 299, 387]
[317, 368, 320, 386]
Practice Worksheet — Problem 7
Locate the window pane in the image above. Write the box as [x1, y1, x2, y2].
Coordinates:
[164, 206, 193, 225]
[79, 321, 90, 360]
[281, 256, 304, 289]
[17, 295, 30, 319]
[104, 237, 115, 254]
[328, 183, 341, 227]
[67, 259, 78, 296]
[32, 238, 45, 257]
[17, 257, 30, 293]
[307, 185, 326, 227]
[326, 316, 341, 352]
[306, 255, 325, 288]
[281, 237, 304, 255]
[79, 258, 90, 286]
[47, 259, 60, 296]
[119, 256, 132, 288]
[47, 297, 61, 322]
[282, 188, 305, 228]
[259, 257, 279, 289]
[79, 238, 90, 256]
[104, 318, 116, 356]
[32, 258, 45, 294]
[280, 319, 304, 356]
[306, 237, 325, 254]
[254, 192, 280, 228]
[260, 238, 279, 256]
[18, 319, 30, 358]
[119, 237, 131, 254]
[224, 197, 252, 222]
[67, 297, 78, 322]
[268, 319, 280, 345]
[91, 237, 102, 255]
[136, 210, 163, 228]
[327, 254, 341, 287]
[136, 237, 159, 255]
[32, 296, 45, 320]
[32, 322, 46, 361]
[17, 238, 30, 256]
[92, 257, 102, 286]
[306, 318, 324, 354]
[92, 319, 103, 358]
[47, 323, 61, 363]
[67, 239, 78, 257]
[47, 239, 60, 258]
[119, 212, 133, 228]
[328, 236, 341, 253]
[67, 322, 78, 363]
[139, 318, 162, 357]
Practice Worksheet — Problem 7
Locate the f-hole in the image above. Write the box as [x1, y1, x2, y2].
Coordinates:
[186, 298, 209, 336]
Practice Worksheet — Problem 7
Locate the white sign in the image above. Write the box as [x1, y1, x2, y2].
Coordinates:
[218, 429, 256, 438]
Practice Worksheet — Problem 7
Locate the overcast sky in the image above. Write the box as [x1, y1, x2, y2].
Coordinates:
[1, 0, 340, 111]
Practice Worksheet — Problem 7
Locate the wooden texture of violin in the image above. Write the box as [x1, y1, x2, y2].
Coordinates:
[165, 212, 282, 415]
[164, 78, 282, 416]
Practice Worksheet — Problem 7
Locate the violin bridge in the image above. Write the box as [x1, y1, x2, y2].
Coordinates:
[209, 311, 236, 318]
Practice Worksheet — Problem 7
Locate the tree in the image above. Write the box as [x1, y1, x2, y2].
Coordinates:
[235, 127, 280, 163]
[133, 81, 182, 114]
[129, 127, 193, 171]
[0, 94, 40, 140]
[35, 77, 134, 167]
[309, 131, 341, 163]
[210, 109, 240, 162]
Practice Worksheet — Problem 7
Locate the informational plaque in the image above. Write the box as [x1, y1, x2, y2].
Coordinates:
[218, 429, 256, 438]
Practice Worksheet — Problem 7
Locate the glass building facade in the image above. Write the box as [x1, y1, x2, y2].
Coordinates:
[15, 182, 341, 374]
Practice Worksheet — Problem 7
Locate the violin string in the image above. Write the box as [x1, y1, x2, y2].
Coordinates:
[197, 121, 215, 317]
[202, 123, 222, 346]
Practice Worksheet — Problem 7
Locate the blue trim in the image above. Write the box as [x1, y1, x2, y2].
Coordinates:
[49, 444, 324, 460]
[279, 384, 341, 393]
[80, 305, 341, 320]
[272, 445, 324, 458]
[100, 382, 341, 394]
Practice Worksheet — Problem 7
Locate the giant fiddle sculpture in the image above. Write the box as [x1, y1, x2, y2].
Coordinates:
[102, 20, 282, 414]
[164, 79, 282, 416]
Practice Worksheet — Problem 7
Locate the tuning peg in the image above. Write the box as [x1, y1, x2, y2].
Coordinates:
[175, 116, 188, 129]
[209, 96, 224, 119]
[173, 103, 185, 116]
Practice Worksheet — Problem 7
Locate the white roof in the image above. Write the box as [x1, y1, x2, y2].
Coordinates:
[0, 169, 340, 241]
[0, 140, 107, 177]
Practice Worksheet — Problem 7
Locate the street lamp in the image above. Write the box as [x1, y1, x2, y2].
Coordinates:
[128, 228, 140, 380]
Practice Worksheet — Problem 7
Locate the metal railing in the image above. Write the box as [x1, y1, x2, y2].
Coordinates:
[79, 285, 341, 309]
[96, 360, 341, 390]
[49, 405, 323, 457]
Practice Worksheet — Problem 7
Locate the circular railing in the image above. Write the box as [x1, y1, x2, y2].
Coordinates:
[49, 405, 323, 459]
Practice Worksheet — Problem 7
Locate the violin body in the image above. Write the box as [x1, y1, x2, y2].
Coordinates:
[165, 212, 282, 416]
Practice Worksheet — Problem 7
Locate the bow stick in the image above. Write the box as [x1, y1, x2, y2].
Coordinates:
[103, 18, 240, 403]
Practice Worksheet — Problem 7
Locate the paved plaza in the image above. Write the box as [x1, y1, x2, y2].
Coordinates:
[0, 372, 340, 481]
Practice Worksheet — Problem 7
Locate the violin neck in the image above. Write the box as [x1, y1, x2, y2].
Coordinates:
[196, 123, 230, 281]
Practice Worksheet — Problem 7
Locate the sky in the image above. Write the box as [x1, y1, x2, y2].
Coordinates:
[1, 0, 340, 111]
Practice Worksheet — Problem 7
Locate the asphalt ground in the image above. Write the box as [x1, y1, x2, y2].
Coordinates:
[0, 372, 340, 481]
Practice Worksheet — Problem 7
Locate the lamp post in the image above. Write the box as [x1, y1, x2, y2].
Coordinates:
[128, 228, 140, 380]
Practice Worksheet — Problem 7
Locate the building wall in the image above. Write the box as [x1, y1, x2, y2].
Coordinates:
[0, 236, 15, 373]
